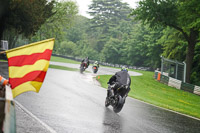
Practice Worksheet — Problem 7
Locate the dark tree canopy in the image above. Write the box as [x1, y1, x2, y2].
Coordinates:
[88, 0, 131, 52]
[88, 0, 131, 30]
[131, 0, 200, 83]
[0, 0, 55, 40]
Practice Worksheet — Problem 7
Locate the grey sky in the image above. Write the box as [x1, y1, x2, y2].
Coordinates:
[72, 0, 140, 18]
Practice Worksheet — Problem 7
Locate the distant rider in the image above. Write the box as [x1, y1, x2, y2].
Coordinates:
[107, 66, 131, 98]
[93, 61, 99, 68]
[81, 57, 90, 68]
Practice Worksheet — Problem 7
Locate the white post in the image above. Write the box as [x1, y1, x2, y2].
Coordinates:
[183, 62, 186, 82]
[175, 61, 178, 79]
[161, 56, 163, 74]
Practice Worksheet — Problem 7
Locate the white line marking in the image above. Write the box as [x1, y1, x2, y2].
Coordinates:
[14, 100, 57, 133]
[129, 97, 200, 121]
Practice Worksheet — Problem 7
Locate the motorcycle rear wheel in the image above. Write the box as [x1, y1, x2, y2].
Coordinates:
[93, 70, 97, 74]
[113, 95, 124, 113]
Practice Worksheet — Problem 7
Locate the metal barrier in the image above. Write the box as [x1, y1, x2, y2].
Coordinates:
[181, 82, 195, 93]
[160, 75, 169, 84]
[194, 86, 200, 95]
[154, 71, 158, 79]
[155, 71, 200, 96]
[0, 86, 16, 133]
[0, 98, 5, 131]
[168, 77, 182, 89]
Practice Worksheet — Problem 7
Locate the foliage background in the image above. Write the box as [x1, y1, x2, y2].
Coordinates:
[1, 0, 199, 85]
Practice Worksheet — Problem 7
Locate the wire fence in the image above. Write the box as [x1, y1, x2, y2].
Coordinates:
[161, 56, 186, 82]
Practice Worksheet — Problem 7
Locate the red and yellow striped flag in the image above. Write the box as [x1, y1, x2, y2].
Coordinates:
[6, 38, 55, 98]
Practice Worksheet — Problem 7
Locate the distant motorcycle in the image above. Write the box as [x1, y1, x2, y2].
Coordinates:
[105, 84, 128, 113]
[92, 66, 98, 73]
[80, 62, 87, 73]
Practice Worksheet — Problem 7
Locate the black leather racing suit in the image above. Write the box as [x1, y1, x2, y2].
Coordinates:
[107, 71, 131, 97]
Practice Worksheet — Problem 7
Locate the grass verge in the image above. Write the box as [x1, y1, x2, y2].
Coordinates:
[97, 70, 200, 119]
[49, 56, 200, 119]
[0, 60, 7, 62]
[49, 64, 90, 73]
[50, 56, 80, 64]
[49, 64, 79, 71]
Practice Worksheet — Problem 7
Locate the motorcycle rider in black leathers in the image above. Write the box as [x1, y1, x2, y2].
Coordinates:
[81, 57, 90, 68]
[107, 66, 131, 98]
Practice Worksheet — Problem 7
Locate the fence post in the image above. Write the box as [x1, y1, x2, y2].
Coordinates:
[161, 56, 163, 75]
[183, 62, 186, 83]
[175, 61, 178, 79]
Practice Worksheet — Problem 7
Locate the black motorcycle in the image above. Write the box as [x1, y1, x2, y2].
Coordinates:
[105, 84, 128, 113]
[80, 62, 87, 73]
[92, 66, 98, 73]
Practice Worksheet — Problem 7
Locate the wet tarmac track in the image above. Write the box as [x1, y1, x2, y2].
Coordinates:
[1, 61, 200, 133]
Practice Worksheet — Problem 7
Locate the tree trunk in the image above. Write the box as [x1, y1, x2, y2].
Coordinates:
[185, 29, 198, 83]
[186, 42, 195, 83]
[0, 20, 6, 40]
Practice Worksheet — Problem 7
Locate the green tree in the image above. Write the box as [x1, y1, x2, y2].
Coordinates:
[131, 0, 200, 83]
[191, 43, 200, 85]
[101, 38, 123, 63]
[32, 1, 78, 42]
[88, 0, 131, 28]
[0, 0, 10, 40]
[158, 28, 187, 61]
[58, 41, 76, 56]
[88, 0, 131, 52]
[31, 1, 78, 54]
[126, 23, 163, 68]
[109, 20, 134, 39]
[0, 0, 55, 48]
[66, 16, 89, 44]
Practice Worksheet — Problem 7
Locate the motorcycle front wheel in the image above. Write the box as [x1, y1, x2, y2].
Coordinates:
[80, 66, 84, 73]
[105, 97, 110, 107]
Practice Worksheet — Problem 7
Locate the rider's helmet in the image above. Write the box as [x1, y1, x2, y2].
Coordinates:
[95, 61, 98, 64]
[121, 66, 128, 72]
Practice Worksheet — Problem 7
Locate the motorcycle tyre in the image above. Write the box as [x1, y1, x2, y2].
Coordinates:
[113, 95, 124, 113]
[80, 67, 84, 73]
[93, 70, 98, 74]
[105, 97, 110, 107]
